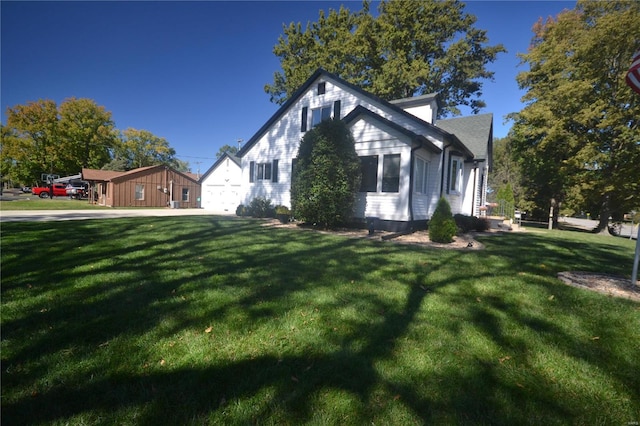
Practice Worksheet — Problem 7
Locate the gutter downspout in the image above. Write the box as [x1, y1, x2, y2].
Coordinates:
[440, 142, 451, 198]
[408, 142, 420, 231]
[471, 162, 478, 216]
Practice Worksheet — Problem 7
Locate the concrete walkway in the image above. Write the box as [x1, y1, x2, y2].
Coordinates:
[0, 208, 232, 223]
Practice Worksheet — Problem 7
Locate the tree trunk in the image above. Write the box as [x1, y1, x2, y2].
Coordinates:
[594, 194, 612, 235]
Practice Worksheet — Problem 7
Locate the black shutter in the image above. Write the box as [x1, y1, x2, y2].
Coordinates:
[333, 100, 341, 120]
[301, 107, 308, 132]
[249, 161, 255, 183]
[272, 159, 279, 183]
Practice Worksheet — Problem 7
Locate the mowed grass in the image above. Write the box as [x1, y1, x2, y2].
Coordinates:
[0, 196, 107, 210]
[1, 216, 639, 425]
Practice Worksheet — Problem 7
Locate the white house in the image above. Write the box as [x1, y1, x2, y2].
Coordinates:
[199, 152, 242, 212]
[235, 68, 493, 231]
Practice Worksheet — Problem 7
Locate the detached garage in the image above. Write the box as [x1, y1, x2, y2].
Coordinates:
[199, 152, 242, 212]
[83, 165, 201, 208]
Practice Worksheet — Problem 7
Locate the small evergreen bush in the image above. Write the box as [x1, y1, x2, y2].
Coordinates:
[236, 204, 246, 217]
[429, 197, 457, 243]
[248, 197, 275, 218]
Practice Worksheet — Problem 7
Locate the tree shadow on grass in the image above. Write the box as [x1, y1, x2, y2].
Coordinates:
[2, 219, 639, 424]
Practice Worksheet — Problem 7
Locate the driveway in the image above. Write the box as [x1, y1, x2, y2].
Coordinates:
[0, 209, 232, 223]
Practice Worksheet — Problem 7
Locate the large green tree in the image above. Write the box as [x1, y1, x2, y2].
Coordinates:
[4, 98, 117, 181]
[487, 136, 527, 210]
[215, 144, 239, 159]
[114, 128, 188, 172]
[4, 100, 60, 183]
[291, 119, 361, 228]
[3, 99, 188, 183]
[58, 98, 117, 171]
[265, 0, 505, 117]
[511, 0, 640, 229]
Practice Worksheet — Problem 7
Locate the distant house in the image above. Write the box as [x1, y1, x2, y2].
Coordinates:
[234, 68, 493, 231]
[199, 152, 242, 212]
[82, 165, 201, 208]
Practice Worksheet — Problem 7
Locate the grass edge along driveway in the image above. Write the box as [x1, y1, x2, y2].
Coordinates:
[1, 216, 639, 425]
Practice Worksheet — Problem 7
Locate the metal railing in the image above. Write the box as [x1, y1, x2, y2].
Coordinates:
[495, 199, 515, 220]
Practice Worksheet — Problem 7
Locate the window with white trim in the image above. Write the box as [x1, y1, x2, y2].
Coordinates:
[311, 105, 332, 128]
[359, 155, 378, 192]
[182, 188, 189, 202]
[449, 156, 463, 194]
[249, 160, 279, 183]
[256, 162, 272, 181]
[135, 184, 144, 200]
[382, 154, 400, 193]
[414, 156, 429, 194]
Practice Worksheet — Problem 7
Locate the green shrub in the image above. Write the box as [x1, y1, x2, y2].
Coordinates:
[291, 119, 360, 228]
[248, 197, 275, 218]
[454, 214, 490, 233]
[275, 205, 291, 215]
[429, 197, 457, 243]
[235, 204, 246, 217]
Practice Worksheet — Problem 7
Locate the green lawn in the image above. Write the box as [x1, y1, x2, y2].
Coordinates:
[0, 196, 106, 210]
[1, 216, 639, 425]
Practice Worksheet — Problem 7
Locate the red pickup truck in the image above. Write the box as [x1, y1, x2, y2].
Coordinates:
[31, 183, 69, 198]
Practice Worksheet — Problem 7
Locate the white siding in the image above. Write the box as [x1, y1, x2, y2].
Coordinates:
[349, 117, 412, 221]
[200, 157, 242, 212]
[239, 74, 450, 221]
[411, 149, 440, 220]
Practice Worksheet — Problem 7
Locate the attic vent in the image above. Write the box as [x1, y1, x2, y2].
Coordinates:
[317, 82, 326, 95]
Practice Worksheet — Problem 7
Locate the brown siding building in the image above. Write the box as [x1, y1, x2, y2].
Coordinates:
[82, 166, 201, 208]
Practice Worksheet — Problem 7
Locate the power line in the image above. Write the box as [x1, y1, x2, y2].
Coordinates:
[175, 155, 217, 160]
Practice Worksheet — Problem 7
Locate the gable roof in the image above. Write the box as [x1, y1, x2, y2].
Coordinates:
[435, 113, 493, 161]
[82, 165, 199, 184]
[389, 92, 438, 109]
[199, 152, 241, 182]
[236, 68, 472, 158]
[82, 168, 125, 181]
[343, 106, 441, 154]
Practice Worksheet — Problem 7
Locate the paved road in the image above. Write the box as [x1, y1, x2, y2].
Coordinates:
[0, 208, 232, 223]
[561, 217, 638, 239]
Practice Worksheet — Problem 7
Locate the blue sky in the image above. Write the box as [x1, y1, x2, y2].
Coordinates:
[1, 1, 574, 173]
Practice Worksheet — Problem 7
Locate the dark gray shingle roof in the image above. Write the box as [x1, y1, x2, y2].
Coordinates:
[436, 113, 493, 161]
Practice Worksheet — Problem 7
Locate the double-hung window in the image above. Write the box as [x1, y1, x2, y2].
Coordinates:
[414, 156, 429, 194]
[382, 154, 400, 193]
[359, 155, 378, 192]
[301, 100, 341, 132]
[449, 156, 463, 194]
[135, 184, 144, 201]
[182, 188, 189, 202]
[249, 160, 279, 183]
[311, 105, 332, 128]
[256, 162, 272, 181]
